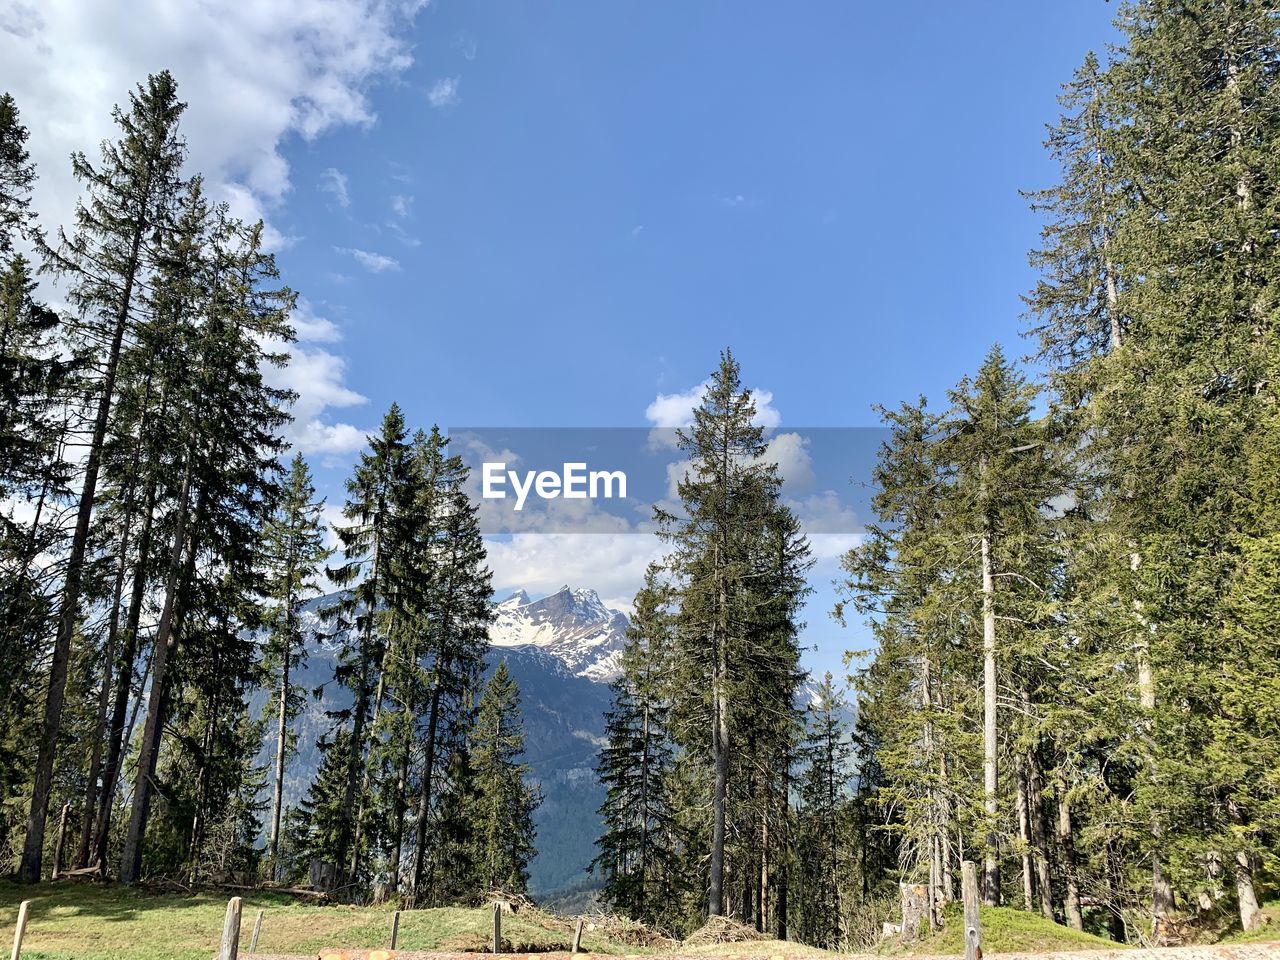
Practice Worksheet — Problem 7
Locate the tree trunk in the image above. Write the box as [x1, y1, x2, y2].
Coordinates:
[708, 546, 729, 918]
[92, 474, 159, 872]
[268, 623, 291, 875]
[1056, 780, 1083, 931]
[1235, 849, 1261, 932]
[1016, 762, 1034, 911]
[119, 460, 194, 883]
[979, 523, 1000, 905]
[1026, 750, 1054, 920]
[18, 196, 151, 883]
[410, 674, 445, 900]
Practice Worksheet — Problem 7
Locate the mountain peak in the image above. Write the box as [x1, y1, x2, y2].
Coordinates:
[498, 589, 531, 609]
[490, 585, 629, 682]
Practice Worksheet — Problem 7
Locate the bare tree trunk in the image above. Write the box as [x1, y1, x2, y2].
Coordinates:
[1056, 781, 1083, 931]
[1025, 745, 1054, 920]
[410, 674, 445, 900]
[387, 715, 412, 891]
[777, 760, 790, 941]
[1234, 850, 1261, 932]
[19, 197, 152, 883]
[120, 461, 193, 883]
[267, 623, 291, 875]
[980, 520, 1000, 905]
[708, 550, 729, 917]
[1016, 762, 1034, 911]
[1130, 551, 1174, 936]
[92, 474, 159, 872]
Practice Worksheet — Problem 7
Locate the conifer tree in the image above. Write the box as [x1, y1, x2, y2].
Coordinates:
[593, 565, 677, 925]
[0, 92, 37, 255]
[21, 72, 188, 882]
[323, 404, 411, 883]
[405, 426, 493, 900]
[120, 193, 293, 882]
[793, 674, 855, 949]
[655, 349, 788, 917]
[262, 453, 331, 875]
[470, 662, 539, 893]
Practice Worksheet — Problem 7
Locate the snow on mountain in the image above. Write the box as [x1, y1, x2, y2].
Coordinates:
[490, 585, 630, 682]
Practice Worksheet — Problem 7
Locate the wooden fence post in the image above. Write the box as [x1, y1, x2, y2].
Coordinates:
[390, 910, 401, 949]
[962, 860, 983, 960]
[219, 896, 243, 960]
[10, 900, 30, 960]
[492, 901, 502, 954]
[249, 909, 263, 952]
[571, 918, 584, 954]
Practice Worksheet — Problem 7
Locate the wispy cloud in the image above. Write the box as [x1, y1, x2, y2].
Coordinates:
[335, 246, 401, 273]
[716, 193, 751, 208]
[451, 32, 477, 61]
[426, 76, 460, 109]
[390, 194, 413, 218]
[319, 167, 351, 208]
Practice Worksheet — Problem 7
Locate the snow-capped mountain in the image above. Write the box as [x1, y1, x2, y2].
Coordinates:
[490, 585, 630, 682]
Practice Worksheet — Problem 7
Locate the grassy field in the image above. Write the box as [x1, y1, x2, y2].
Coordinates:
[10, 882, 1263, 959]
[0, 882, 654, 960]
[875, 905, 1124, 956]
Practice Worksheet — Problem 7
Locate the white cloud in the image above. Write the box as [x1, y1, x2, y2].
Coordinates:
[450, 32, 477, 62]
[645, 378, 783, 449]
[426, 76, 460, 109]
[765, 431, 815, 491]
[266, 340, 369, 456]
[335, 246, 401, 273]
[1, 0, 427, 248]
[0, 0, 420, 460]
[290, 298, 343, 343]
[390, 194, 413, 218]
[486, 533, 662, 607]
[320, 167, 351, 208]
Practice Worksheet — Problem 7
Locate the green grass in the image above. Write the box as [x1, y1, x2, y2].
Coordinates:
[1220, 900, 1280, 945]
[0, 882, 647, 960]
[876, 904, 1126, 956]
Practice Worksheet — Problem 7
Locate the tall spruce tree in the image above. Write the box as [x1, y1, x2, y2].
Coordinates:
[593, 564, 677, 925]
[470, 662, 539, 893]
[793, 674, 856, 949]
[119, 194, 293, 882]
[261, 453, 331, 875]
[322, 404, 412, 884]
[405, 426, 493, 901]
[21, 72, 188, 882]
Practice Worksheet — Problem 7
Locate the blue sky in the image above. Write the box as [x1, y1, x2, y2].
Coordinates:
[5, 1, 1121, 680]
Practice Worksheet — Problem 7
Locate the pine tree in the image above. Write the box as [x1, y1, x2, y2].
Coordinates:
[322, 404, 411, 884]
[21, 72, 188, 882]
[793, 674, 855, 949]
[0, 92, 37, 255]
[593, 565, 677, 925]
[470, 662, 539, 893]
[405, 426, 493, 901]
[294, 729, 358, 883]
[943, 345, 1059, 906]
[261, 453, 331, 876]
[655, 349, 786, 917]
[119, 193, 293, 882]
